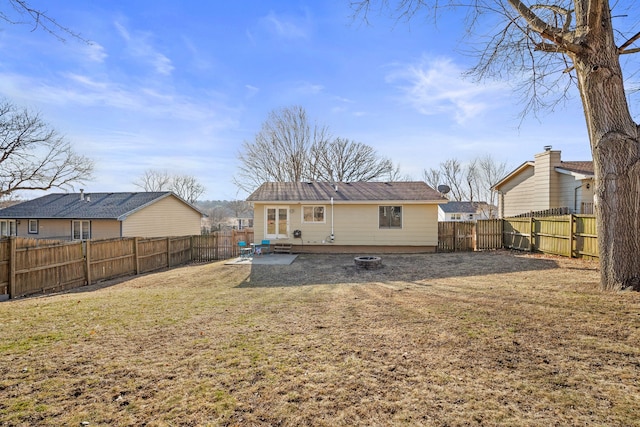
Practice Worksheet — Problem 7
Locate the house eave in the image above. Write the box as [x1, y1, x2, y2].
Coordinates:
[492, 161, 534, 191]
[555, 167, 595, 180]
[250, 199, 446, 205]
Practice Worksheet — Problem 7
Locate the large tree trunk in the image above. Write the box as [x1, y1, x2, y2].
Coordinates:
[572, 2, 640, 291]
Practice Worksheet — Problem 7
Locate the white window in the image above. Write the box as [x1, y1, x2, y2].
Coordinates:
[303, 206, 325, 223]
[0, 220, 17, 236]
[451, 213, 461, 221]
[379, 206, 402, 229]
[72, 220, 90, 240]
[265, 207, 289, 238]
[28, 219, 39, 234]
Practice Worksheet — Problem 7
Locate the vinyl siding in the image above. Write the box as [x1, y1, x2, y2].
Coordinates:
[121, 195, 202, 237]
[252, 202, 438, 246]
[531, 150, 561, 211]
[16, 219, 120, 240]
[499, 167, 536, 217]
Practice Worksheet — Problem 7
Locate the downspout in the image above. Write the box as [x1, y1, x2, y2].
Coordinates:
[574, 183, 583, 214]
[330, 197, 334, 242]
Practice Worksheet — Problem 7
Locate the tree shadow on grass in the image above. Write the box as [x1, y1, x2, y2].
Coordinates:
[236, 250, 571, 288]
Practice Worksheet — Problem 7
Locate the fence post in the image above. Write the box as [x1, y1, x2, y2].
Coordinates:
[85, 239, 92, 286]
[473, 222, 478, 251]
[134, 237, 140, 275]
[167, 237, 171, 268]
[569, 214, 575, 258]
[9, 236, 16, 299]
[529, 216, 534, 252]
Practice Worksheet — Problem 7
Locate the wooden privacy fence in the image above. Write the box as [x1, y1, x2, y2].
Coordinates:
[440, 215, 598, 259]
[438, 219, 503, 252]
[503, 215, 598, 258]
[0, 229, 254, 299]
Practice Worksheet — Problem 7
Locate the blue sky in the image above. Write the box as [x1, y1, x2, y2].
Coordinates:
[0, 0, 614, 200]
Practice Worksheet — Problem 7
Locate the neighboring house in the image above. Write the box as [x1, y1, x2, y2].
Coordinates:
[492, 147, 595, 218]
[438, 201, 494, 222]
[247, 181, 447, 253]
[0, 191, 204, 240]
[237, 217, 254, 230]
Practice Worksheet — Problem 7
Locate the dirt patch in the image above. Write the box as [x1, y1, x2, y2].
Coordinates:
[1, 250, 638, 426]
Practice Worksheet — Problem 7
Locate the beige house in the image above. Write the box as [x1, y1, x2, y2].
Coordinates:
[247, 181, 447, 253]
[0, 191, 204, 240]
[492, 147, 595, 218]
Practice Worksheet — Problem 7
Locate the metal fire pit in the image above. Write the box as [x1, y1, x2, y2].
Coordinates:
[354, 256, 382, 270]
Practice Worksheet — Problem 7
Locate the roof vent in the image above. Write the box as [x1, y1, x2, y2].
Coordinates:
[544, 145, 552, 151]
[79, 189, 84, 201]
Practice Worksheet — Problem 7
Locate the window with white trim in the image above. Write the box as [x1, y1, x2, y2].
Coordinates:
[265, 206, 289, 238]
[72, 220, 90, 240]
[0, 220, 16, 237]
[28, 219, 39, 234]
[303, 206, 325, 223]
[379, 206, 402, 229]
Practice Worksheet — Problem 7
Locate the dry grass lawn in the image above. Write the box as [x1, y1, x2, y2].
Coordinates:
[1, 250, 639, 426]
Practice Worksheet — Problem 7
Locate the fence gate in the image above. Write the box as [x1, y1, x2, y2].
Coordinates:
[438, 221, 476, 252]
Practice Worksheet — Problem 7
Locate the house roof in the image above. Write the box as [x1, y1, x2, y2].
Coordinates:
[493, 158, 594, 190]
[247, 181, 446, 203]
[556, 161, 594, 176]
[438, 201, 487, 214]
[0, 192, 204, 220]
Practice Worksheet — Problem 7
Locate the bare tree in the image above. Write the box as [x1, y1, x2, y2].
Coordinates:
[226, 200, 253, 218]
[170, 175, 205, 204]
[235, 106, 397, 193]
[133, 169, 171, 192]
[423, 155, 508, 216]
[477, 154, 508, 218]
[1, 0, 86, 42]
[133, 169, 205, 203]
[235, 106, 330, 193]
[385, 163, 414, 181]
[422, 168, 443, 191]
[441, 159, 467, 201]
[0, 100, 93, 199]
[309, 137, 394, 182]
[353, 0, 640, 291]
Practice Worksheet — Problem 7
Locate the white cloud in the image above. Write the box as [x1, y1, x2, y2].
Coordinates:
[387, 56, 508, 124]
[84, 42, 108, 63]
[114, 21, 174, 76]
[294, 81, 324, 95]
[245, 84, 260, 97]
[260, 10, 309, 39]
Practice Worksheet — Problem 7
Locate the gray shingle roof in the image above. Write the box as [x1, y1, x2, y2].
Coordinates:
[247, 182, 446, 202]
[439, 201, 487, 214]
[0, 192, 183, 220]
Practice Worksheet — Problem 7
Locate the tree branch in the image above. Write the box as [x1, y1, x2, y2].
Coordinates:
[507, 0, 583, 54]
[619, 30, 640, 54]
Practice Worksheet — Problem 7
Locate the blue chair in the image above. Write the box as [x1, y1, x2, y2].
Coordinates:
[261, 239, 271, 255]
[238, 241, 252, 258]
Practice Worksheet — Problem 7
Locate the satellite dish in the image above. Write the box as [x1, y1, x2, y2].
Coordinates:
[437, 184, 451, 194]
